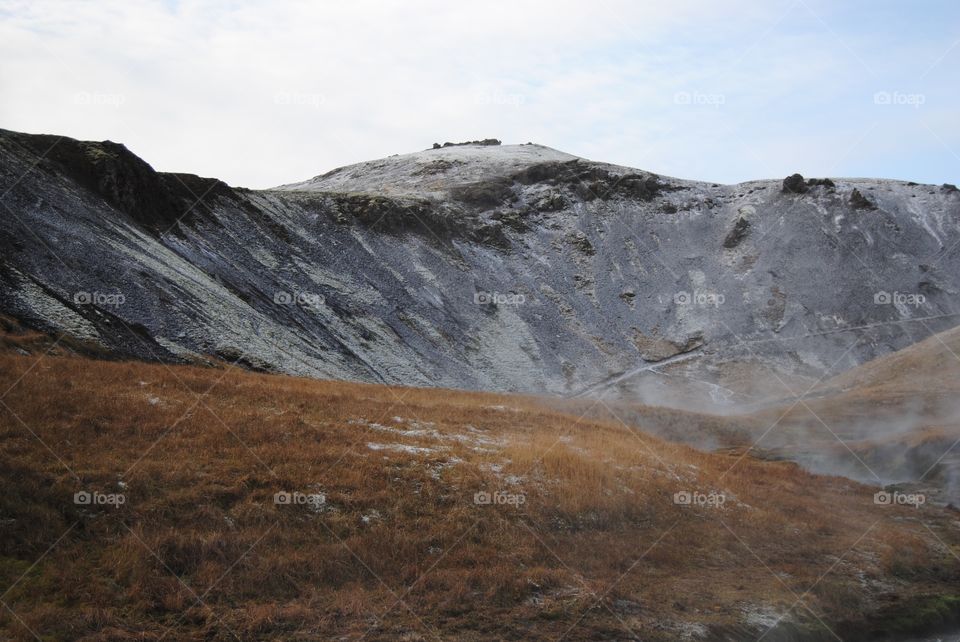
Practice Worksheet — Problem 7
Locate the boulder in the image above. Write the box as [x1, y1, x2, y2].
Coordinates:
[849, 188, 876, 210]
[782, 174, 808, 194]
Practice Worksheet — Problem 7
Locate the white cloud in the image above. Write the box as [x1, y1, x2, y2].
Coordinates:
[0, 0, 957, 187]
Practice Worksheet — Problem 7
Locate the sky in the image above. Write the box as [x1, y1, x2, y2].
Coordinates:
[0, 0, 958, 189]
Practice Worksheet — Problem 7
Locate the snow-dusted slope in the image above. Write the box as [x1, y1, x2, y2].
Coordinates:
[2, 129, 959, 403]
[276, 143, 581, 196]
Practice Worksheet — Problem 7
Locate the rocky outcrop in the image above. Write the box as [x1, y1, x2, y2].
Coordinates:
[806, 177, 835, 189]
[722, 216, 751, 249]
[0, 129, 238, 234]
[449, 177, 516, 208]
[849, 187, 877, 210]
[782, 173, 808, 194]
[782, 173, 835, 194]
[512, 160, 672, 201]
[432, 139, 501, 148]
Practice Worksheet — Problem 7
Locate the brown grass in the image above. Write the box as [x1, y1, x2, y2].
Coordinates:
[0, 346, 958, 640]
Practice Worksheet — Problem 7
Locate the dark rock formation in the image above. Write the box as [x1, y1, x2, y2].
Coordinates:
[723, 217, 751, 249]
[782, 173, 808, 194]
[432, 139, 501, 149]
[850, 188, 877, 210]
[567, 231, 595, 255]
[449, 178, 516, 207]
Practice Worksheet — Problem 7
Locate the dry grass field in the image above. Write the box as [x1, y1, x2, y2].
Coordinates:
[1, 326, 960, 639]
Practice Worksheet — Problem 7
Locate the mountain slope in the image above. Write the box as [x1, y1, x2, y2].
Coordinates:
[2, 128, 960, 401]
[821, 323, 960, 395]
[746, 324, 960, 494]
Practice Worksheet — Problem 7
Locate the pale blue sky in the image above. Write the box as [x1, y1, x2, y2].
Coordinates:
[1, 0, 957, 188]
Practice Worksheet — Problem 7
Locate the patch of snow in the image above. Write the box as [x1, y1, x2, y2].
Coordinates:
[674, 622, 709, 639]
[742, 604, 785, 630]
[366, 442, 438, 455]
[354, 418, 504, 450]
[428, 457, 464, 479]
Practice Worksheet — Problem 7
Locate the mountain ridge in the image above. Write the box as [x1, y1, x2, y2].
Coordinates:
[1, 127, 959, 404]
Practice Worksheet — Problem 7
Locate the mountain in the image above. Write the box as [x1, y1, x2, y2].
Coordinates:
[2, 128, 959, 403]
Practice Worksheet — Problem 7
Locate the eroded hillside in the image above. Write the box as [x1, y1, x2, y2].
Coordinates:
[2, 129, 960, 403]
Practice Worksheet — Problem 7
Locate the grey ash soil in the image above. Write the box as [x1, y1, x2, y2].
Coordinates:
[2, 128, 960, 404]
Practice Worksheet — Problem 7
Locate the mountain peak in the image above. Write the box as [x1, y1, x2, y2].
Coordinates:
[273, 141, 581, 196]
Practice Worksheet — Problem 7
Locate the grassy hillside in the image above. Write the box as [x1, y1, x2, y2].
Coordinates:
[1, 341, 960, 640]
[731, 325, 960, 491]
